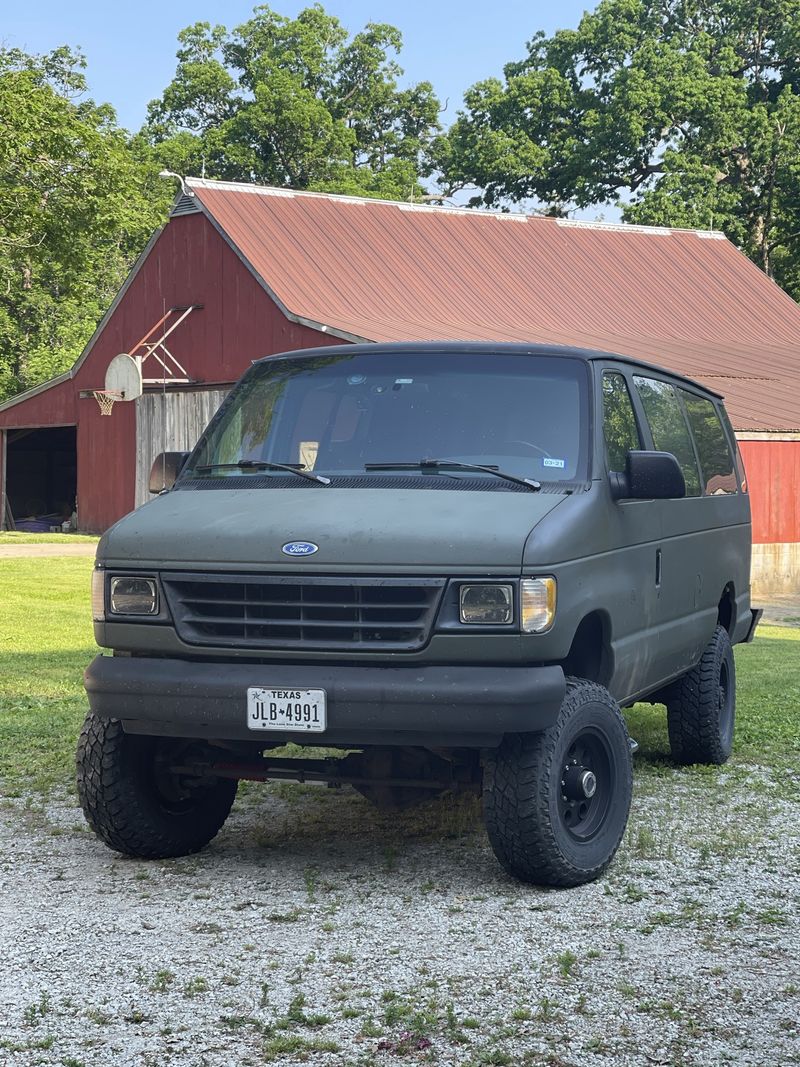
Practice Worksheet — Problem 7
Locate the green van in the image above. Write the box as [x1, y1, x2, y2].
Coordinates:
[79, 343, 760, 886]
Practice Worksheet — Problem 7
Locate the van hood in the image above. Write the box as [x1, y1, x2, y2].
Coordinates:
[99, 486, 567, 572]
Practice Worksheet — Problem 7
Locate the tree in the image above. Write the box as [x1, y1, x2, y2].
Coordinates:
[141, 4, 441, 201]
[439, 0, 800, 297]
[0, 47, 169, 400]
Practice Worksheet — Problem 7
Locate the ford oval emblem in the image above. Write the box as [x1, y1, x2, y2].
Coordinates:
[282, 541, 319, 556]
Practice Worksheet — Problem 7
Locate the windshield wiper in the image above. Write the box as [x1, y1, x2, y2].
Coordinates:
[364, 459, 541, 491]
[194, 460, 331, 485]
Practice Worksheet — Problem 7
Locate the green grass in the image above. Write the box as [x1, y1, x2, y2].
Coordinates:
[0, 558, 97, 793]
[627, 625, 800, 766]
[0, 555, 797, 795]
[0, 532, 99, 544]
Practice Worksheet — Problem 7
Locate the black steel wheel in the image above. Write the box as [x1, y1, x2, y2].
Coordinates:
[483, 678, 633, 887]
[667, 625, 736, 765]
[77, 713, 238, 859]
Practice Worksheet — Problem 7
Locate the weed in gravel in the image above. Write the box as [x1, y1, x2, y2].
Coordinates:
[183, 976, 209, 998]
[511, 1006, 532, 1021]
[304, 866, 317, 899]
[191, 921, 223, 934]
[536, 996, 561, 1022]
[585, 1036, 609, 1054]
[86, 1007, 112, 1025]
[23, 991, 51, 1026]
[557, 950, 578, 978]
[220, 1015, 268, 1033]
[622, 883, 647, 903]
[360, 1017, 383, 1038]
[467, 1048, 513, 1066]
[267, 908, 302, 923]
[275, 992, 331, 1029]
[756, 906, 789, 926]
[150, 970, 175, 992]
[262, 1035, 340, 1061]
[377, 1032, 433, 1054]
[123, 1008, 148, 1024]
[0, 1037, 55, 1053]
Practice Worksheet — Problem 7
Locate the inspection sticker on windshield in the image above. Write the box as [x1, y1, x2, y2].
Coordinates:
[247, 688, 327, 732]
[542, 457, 566, 469]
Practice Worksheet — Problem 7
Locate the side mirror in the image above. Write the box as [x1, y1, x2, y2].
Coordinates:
[149, 451, 190, 494]
[610, 450, 686, 501]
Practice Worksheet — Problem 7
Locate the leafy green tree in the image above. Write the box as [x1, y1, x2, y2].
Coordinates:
[141, 4, 440, 200]
[439, 0, 800, 296]
[0, 46, 169, 400]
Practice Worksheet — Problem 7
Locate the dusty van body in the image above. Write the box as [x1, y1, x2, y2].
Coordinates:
[79, 343, 759, 885]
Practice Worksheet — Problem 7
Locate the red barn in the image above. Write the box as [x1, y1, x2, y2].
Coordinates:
[0, 178, 798, 595]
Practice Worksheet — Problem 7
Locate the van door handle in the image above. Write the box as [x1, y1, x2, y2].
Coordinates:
[655, 548, 662, 588]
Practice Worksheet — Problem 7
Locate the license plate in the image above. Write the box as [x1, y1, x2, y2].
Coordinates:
[246, 688, 327, 732]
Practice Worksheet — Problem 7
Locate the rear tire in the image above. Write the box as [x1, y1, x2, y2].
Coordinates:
[483, 678, 633, 887]
[76, 713, 238, 859]
[666, 625, 735, 765]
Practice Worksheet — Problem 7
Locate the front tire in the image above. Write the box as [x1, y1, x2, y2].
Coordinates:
[76, 713, 238, 859]
[483, 679, 633, 887]
[666, 625, 735, 766]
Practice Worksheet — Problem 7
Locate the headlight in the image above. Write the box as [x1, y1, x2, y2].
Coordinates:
[109, 576, 159, 615]
[521, 577, 557, 633]
[91, 568, 105, 621]
[459, 584, 513, 625]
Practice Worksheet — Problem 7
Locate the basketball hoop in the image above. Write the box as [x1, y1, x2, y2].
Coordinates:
[93, 389, 123, 416]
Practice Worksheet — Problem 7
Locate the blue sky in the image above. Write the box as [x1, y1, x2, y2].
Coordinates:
[3, 0, 590, 132]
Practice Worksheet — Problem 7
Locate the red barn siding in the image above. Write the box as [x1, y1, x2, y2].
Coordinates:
[739, 440, 800, 545]
[0, 376, 77, 430]
[76, 399, 137, 533]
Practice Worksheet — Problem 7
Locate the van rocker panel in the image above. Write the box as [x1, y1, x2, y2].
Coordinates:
[84, 656, 566, 748]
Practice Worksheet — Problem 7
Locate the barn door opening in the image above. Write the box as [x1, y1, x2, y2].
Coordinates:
[4, 426, 77, 530]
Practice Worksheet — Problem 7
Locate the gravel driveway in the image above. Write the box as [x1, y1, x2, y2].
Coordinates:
[1, 762, 798, 1067]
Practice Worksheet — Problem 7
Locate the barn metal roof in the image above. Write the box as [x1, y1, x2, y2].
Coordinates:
[188, 178, 800, 433]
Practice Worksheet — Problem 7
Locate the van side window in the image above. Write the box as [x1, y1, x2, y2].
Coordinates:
[680, 391, 738, 495]
[719, 406, 748, 492]
[633, 376, 701, 496]
[602, 372, 641, 471]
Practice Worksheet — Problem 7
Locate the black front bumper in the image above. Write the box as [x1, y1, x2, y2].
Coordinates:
[84, 655, 566, 748]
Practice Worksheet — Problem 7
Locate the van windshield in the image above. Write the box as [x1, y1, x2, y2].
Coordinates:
[183, 351, 590, 485]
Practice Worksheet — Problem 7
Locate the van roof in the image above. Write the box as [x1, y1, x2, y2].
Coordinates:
[254, 341, 725, 401]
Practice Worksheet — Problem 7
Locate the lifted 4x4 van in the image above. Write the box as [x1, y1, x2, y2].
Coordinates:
[79, 343, 760, 886]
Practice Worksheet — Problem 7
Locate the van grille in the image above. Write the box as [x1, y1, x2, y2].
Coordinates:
[162, 573, 445, 651]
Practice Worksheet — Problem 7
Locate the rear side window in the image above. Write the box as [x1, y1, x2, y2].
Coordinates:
[719, 406, 748, 492]
[633, 376, 701, 497]
[680, 392, 738, 495]
[602, 372, 641, 471]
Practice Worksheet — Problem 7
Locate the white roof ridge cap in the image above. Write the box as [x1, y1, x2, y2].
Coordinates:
[185, 178, 530, 219]
[555, 217, 728, 239]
